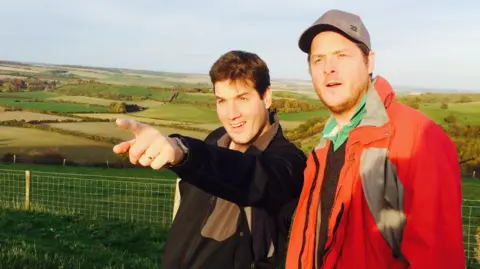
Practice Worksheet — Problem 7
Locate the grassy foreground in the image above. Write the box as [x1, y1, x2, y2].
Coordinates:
[0, 208, 169, 269]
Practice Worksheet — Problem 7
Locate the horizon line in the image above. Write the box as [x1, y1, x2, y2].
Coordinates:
[0, 58, 475, 94]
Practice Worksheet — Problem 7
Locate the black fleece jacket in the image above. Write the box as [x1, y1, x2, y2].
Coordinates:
[161, 122, 305, 269]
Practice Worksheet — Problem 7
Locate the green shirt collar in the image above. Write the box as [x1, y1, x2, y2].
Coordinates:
[322, 93, 367, 151]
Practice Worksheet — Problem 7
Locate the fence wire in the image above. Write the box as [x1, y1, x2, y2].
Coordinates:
[464, 200, 480, 268]
[0, 170, 24, 208]
[1, 168, 480, 267]
[0, 169, 175, 227]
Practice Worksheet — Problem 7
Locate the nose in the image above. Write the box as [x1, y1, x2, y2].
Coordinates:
[227, 101, 241, 120]
[323, 57, 337, 74]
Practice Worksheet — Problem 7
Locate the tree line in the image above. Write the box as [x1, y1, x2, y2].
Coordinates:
[108, 102, 144, 113]
[397, 93, 479, 104]
[0, 77, 58, 92]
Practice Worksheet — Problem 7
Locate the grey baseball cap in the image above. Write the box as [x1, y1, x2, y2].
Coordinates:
[298, 9, 371, 53]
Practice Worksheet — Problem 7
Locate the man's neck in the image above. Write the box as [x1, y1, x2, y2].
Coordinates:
[333, 82, 370, 128]
[332, 108, 357, 129]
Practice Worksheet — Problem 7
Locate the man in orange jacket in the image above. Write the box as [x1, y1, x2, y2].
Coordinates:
[285, 9, 465, 269]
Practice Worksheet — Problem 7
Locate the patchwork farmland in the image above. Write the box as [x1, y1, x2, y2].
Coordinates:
[0, 61, 479, 268]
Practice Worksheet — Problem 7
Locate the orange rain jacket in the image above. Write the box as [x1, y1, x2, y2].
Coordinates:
[285, 76, 465, 269]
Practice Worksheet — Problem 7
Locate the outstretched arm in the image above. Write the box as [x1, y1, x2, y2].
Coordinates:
[112, 118, 306, 211]
[168, 135, 306, 210]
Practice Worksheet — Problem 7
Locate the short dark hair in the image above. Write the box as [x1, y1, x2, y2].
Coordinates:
[209, 50, 271, 98]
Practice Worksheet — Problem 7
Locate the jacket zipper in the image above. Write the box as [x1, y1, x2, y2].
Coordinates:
[298, 150, 321, 269]
[314, 182, 342, 269]
[319, 147, 354, 268]
[182, 195, 216, 269]
[321, 202, 344, 265]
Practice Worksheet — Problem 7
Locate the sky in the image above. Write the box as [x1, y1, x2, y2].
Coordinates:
[0, 0, 478, 91]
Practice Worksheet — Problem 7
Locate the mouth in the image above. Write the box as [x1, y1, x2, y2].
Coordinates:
[230, 122, 245, 129]
[325, 81, 342, 88]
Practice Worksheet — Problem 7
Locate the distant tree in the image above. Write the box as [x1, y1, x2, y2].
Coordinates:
[2, 81, 15, 92]
[457, 95, 472, 103]
[441, 103, 448, 109]
[406, 101, 420, 109]
[444, 114, 457, 124]
[109, 102, 127, 113]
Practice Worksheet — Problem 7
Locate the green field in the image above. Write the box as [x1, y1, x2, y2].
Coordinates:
[0, 126, 119, 164]
[0, 98, 109, 113]
[0, 91, 110, 113]
[48, 122, 208, 140]
[419, 103, 480, 125]
[55, 82, 213, 103]
[0, 208, 169, 268]
[278, 109, 330, 121]
[0, 91, 58, 99]
[0, 167, 176, 268]
[56, 83, 174, 100]
[132, 104, 219, 123]
[47, 95, 166, 108]
[274, 90, 322, 105]
[0, 111, 79, 122]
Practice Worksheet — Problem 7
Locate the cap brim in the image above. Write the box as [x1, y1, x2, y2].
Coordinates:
[298, 24, 355, 53]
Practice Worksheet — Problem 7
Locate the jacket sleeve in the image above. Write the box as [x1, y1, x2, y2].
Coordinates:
[400, 122, 465, 268]
[168, 135, 306, 211]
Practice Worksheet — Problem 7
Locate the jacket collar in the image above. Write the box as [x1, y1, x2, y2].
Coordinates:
[217, 110, 280, 153]
[358, 75, 395, 127]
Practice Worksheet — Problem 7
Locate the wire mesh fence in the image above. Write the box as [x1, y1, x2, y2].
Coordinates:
[0, 169, 176, 227]
[464, 199, 480, 268]
[0, 169, 24, 208]
[1, 168, 480, 267]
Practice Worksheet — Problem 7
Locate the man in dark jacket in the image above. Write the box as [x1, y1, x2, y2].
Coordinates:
[113, 50, 306, 269]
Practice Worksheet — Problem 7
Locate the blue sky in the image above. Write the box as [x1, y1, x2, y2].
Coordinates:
[0, 0, 478, 91]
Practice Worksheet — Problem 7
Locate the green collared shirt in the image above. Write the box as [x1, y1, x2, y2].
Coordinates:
[322, 93, 367, 151]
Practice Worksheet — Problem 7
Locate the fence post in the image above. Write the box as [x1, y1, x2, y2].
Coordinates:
[474, 171, 476, 178]
[25, 170, 31, 210]
[172, 178, 181, 222]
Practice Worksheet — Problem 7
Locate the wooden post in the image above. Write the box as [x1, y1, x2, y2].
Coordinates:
[25, 170, 31, 210]
[172, 178, 181, 222]
[106, 160, 109, 168]
[13, 154, 16, 164]
[63, 159, 66, 166]
[474, 171, 476, 178]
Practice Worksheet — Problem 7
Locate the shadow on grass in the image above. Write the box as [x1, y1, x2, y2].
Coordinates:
[0, 207, 170, 269]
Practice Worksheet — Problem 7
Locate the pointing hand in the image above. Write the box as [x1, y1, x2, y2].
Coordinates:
[113, 118, 184, 169]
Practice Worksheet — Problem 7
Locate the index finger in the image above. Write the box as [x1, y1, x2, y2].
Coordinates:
[115, 118, 144, 135]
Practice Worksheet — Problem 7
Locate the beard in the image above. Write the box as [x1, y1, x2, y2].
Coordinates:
[319, 78, 370, 115]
